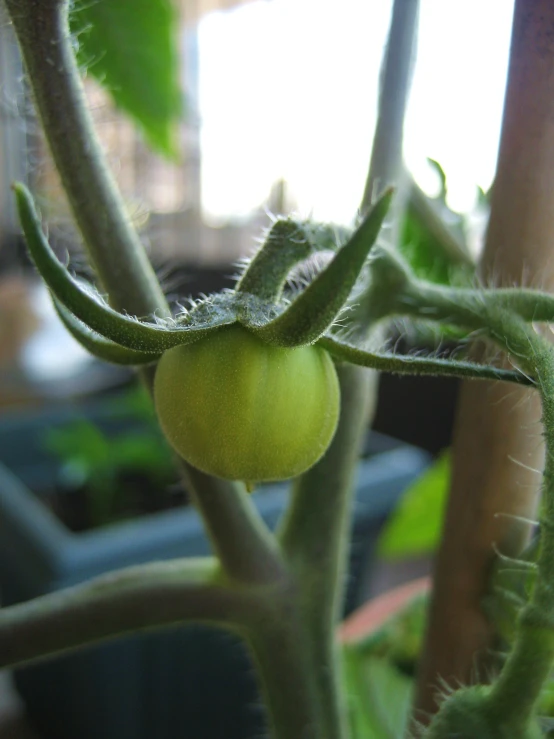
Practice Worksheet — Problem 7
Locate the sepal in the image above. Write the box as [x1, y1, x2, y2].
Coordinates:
[14, 183, 236, 353]
[247, 189, 393, 347]
[54, 300, 161, 365]
[236, 219, 313, 302]
[319, 335, 534, 386]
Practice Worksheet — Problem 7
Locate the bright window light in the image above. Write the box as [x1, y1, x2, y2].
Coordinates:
[198, 0, 514, 223]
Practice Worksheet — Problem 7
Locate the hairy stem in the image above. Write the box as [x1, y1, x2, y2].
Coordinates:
[183, 468, 285, 584]
[415, 0, 554, 717]
[247, 606, 324, 739]
[5, 0, 282, 586]
[487, 326, 554, 728]
[279, 364, 377, 738]
[265, 4, 420, 733]
[0, 559, 259, 668]
[5, 0, 166, 317]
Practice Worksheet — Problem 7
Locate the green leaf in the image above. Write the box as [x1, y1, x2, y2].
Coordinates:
[70, 0, 182, 157]
[401, 168, 474, 286]
[400, 204, 473, 286]
[343, 650, 413, 739]
[378, 452, 451, 560]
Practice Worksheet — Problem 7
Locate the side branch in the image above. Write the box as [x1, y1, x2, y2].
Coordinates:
[487, 329, 554, 728]
[0, 558, 255, 669]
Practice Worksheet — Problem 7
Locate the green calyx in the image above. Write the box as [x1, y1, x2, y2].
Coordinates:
[14, 184, 234, 357]
[13, 182, 532, 389]
[248, 189, 394, 346]
[236, 218, 314, 303]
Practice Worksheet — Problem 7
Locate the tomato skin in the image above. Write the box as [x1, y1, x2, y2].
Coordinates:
[154, 325, 340, 483]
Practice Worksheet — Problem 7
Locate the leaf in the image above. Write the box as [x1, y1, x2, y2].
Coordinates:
[401, 168, 474, 286]
[400, 205, 473, 286]
[378, 452, 451, 560]
[343, 650, 413, 739]
[348, 592, 428, 672]
[70, 0, 182, 158]
[45, 420, 111, 472]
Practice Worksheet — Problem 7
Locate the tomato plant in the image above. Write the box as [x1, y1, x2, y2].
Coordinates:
[153, 325, 340, 483]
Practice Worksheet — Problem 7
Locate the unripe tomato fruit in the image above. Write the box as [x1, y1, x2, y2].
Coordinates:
[154, 325, 340, 483]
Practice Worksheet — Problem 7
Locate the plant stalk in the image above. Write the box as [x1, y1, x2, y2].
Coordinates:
[275, 3, 420, 733]
[414, 0, 554, 718]
[0, 558, 258, 668]
[4, 0, 166, 317]
[247, 608, 324, 739]
[486, 326, 554, 728]
[279, 364, 377, 738]
[360, 0, 419, 226]
[5, 0, 283, 586]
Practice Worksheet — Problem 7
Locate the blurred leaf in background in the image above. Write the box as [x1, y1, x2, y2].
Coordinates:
[378, 451, 451, 561]
[400, 160, 476, 286]
[343, 650, 413, 739]
[70, 0, 182, 158]
[44, 385, 175, 526]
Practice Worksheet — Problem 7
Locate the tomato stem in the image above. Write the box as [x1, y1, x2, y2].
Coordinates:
[279, 363, 378, 738]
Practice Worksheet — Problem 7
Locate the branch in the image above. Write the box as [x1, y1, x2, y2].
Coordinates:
[487, 333, 554, 728]
[415, 0, 554, 719]
[274, 4, 421, 736]
[360, 0, 419, 220]
[5, 0, 283, 586]
[0, 558, 256, 669]
[183, 468, 286, 583]
[279, 364, 377, 739]
[4, 0, 166, 317]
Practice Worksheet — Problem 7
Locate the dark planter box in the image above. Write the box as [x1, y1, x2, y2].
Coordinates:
[0, 401, 429, 739]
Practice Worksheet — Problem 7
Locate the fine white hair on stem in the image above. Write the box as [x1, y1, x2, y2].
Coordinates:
[507, 455, 542, 476]
[493, 511, 540, 526]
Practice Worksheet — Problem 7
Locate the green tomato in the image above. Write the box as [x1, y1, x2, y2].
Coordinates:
[154, 324, 340, 483]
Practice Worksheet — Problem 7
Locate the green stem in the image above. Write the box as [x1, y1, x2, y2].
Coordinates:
[360, 0, 419, 221]
[271, 4, 420, 732]
[183, 468, 285, 584]
[399, 279, 554, 328]
[247, 610, 323, 739]
[5, 0, 282, 587]
[5, 0, 166, 318]
[486, 324, 554, 727]
[0, 558, 257, 668]
[279, 364, 376, 739]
